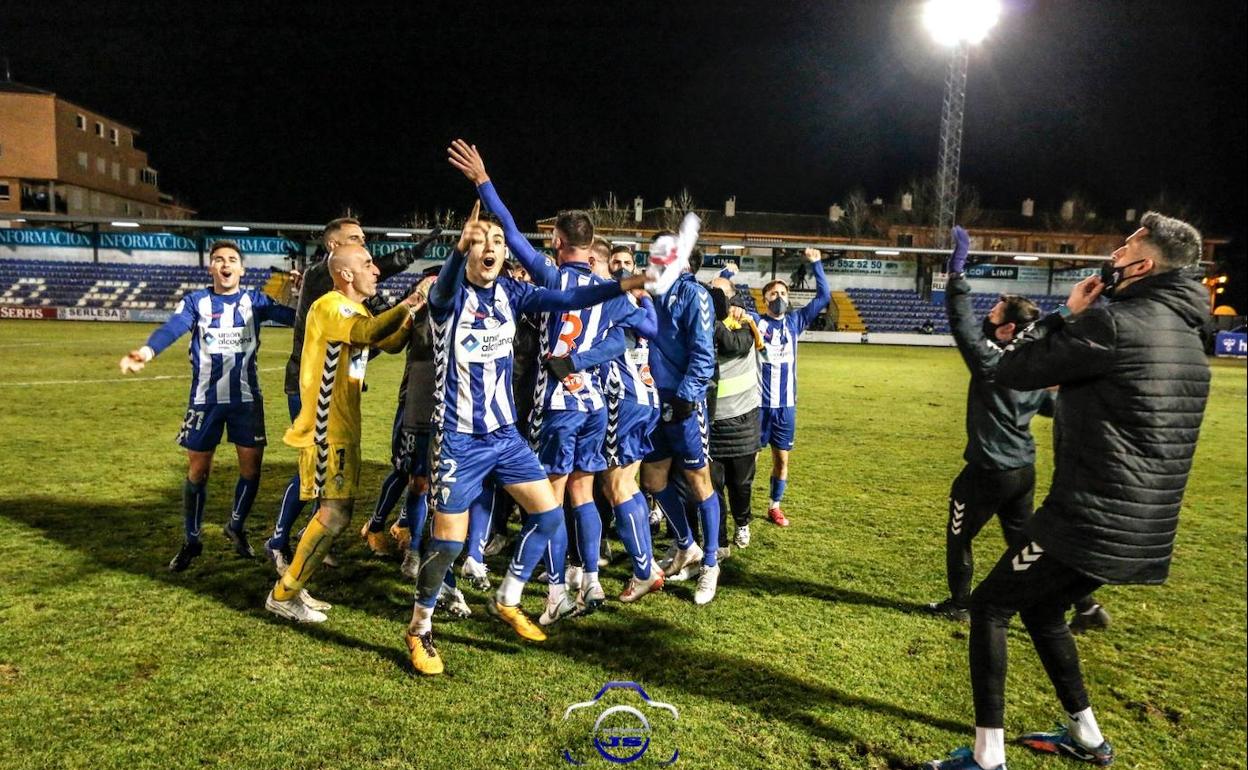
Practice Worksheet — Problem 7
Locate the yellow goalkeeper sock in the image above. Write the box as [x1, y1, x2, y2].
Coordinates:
[273, 517, 335, 601]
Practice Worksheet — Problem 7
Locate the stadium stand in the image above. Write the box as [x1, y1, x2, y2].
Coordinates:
[0, 259, 416, 311]
[846, 288, 1064, 333]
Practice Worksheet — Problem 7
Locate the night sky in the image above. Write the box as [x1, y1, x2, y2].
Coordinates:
[4, 1, 1245, 251]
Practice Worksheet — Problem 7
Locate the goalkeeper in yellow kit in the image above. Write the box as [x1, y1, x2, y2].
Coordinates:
[265, 243, 422, 623]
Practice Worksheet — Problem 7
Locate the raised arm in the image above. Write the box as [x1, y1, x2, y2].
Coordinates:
[254, 290, 296, 327]
[448, 139, 559, 288]
[794, 248, 830, 333]
[119, 294, 196, 373]
[945, 273, 1001, 378]
[375, 228, 443, 281]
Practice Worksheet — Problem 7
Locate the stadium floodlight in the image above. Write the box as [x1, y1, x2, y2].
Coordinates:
[922, 0, 1001, 47]
[926, 0, 1001, 256]
[385, 231, 410, 237]
[111, 221, 140, 228]
[875, 250, 901, 256]
[222, 225, 250, 232]
[1013, 255, 1039, 262]
[721, 244, 744, 250]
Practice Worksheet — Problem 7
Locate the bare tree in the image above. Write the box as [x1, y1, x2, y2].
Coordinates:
[409, 207, 462, 231]
[957, 184, 984, 227]
[587, 191, 632, 231]
[661, 187, 701, 232]
[838, 189, 872, 239]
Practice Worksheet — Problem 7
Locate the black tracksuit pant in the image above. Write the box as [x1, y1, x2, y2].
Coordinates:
[945, 463, 1035, 607]
[969, 538, 1104, 727]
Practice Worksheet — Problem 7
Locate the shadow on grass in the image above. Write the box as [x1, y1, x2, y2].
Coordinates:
[2, 475, 964, 768]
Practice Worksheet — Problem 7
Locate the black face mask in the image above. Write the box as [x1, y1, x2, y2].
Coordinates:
[768, 297, 789, 316]
[982, 317, 1004, 344]
[1099, 258, 1147, 297]
[612, 268, 632, 281]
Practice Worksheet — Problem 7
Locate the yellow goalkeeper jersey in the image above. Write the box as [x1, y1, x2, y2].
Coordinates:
[285, 291, 373, 449]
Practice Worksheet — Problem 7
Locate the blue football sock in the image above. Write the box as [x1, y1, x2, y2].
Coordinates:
[367, 468, 406, 533]
[182, 478, 207, 544]
[614, 496, 651, 579]
[572, 502, 602, 574]
[269, 472, 306, 548]
[698, 492, 722, 568]
[653, 485, 692, 549]
[544, 518, 568, 585]
[769, 477, 787, 506]
[632, 492, 655, 560]
[509, 507, 563, 583]
[415, 537, 463, 609]
[229, 475, 259, 530]
[466, 484, 495, 562]
[403, 491, 429, 553]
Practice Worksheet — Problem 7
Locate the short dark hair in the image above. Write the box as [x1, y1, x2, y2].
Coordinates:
[323, 216, 361, 242]
[590, 236, 612, 261]
[999, 294, 1040, 327]
[208, 239, 243, 260]
[1139, 211, 1202, 270]
[689, 246, 704, 273]
[554, 210, 594, 248]
[610, 244, 633, 256]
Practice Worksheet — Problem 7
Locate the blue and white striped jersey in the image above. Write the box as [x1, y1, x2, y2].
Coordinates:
[757, 261, 830, 408]
[534, 264, 648, 413]
[428, 258, 631, 436]
[146, 288, 293, 406]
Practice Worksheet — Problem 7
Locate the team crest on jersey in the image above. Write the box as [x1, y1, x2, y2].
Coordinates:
[339, 305, 357, 318]
[483, 316, 501, 329]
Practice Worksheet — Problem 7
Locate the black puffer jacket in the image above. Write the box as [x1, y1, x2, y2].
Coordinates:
[994, 269, 1211, 585]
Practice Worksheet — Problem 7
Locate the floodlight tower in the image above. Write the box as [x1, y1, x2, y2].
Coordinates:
[923, 0, 1001, 248]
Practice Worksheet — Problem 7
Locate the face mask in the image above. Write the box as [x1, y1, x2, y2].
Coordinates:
[1099, 258, 1147, 297]
[982, 317, 1003, 343]
[612, 268, 631, 281]
[768, 297, 789, 316]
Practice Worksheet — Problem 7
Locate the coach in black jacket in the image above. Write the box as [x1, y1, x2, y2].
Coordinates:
[925, 211, 1210, 770]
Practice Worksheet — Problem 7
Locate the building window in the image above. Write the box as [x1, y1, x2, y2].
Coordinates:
[112, 162, 121, 180]
[1032, 241, 1049, 253]
[127, 168, 136, 186]
[95, 121, 104, 137]
[141, 167, 158, 186]
[76, 114, 87, 130]
[109, 128, 119, 146]
[1058, 243, 1076, 254]
[138, 206, 145, 217]
[78, 151, 89, 169]
[124, 202, 131, 214]
[96, 156, 107, 174]
[69, 189, 83, 210]
[91, 193, 101, 210]
[0, 182, 10, 201]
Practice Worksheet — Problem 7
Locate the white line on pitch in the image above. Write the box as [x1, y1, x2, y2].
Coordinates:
[0, 366, 285, 388]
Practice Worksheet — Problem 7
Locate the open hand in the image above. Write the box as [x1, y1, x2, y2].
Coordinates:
[1065, 274, 1104, 315]
[448, 139, 490, 185]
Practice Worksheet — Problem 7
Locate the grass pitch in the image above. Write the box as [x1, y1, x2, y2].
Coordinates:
[0, 320, 1243, 770]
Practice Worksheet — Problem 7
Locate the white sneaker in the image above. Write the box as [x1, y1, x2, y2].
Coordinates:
[664, 543, 704, 582]
[619, 568, 665, 603]
[482, 532, 508, 558]
[461, 556, 491, 591]
[436, 582, 472, 618]
[734, 524, 751, 548]
[265, 590, 327, 623]
[400, 549, 419, 580]
[693, 564, 720, 605]
[565, 564, 584, 594]
[298, 589, 332, 612]
[579, 581, 606, 615]
[539, 592, 578, 626]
